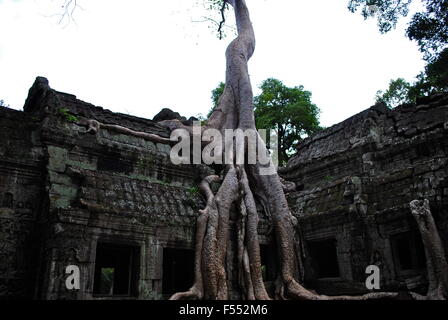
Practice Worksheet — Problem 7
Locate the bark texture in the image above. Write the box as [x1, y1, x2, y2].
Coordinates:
[76, 0, 417, 300]
[167, 0, 398, 300]
[79, 118, 174, 145]
[409, 199, 448, 300]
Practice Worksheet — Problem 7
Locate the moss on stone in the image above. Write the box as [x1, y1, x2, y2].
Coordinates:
[58, 108, 78, 123]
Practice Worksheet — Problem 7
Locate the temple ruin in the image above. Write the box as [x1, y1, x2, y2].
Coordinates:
[0, 77, 447, 299]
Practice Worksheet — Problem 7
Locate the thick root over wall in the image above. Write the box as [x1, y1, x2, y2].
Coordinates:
[167, 0, 399, 301]
[76, 0, 447, 300]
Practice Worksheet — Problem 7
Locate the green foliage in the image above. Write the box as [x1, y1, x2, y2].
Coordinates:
[406, 0, 448, 61]
[58, 108, 78, 123]
[99, 268, 114, 295]
[208, 81, 225, 117]
[348, 0, 448, 61]
[376, 48, 448, 108]
[254, 78, 321, 165]
[376, 78, 413, 108]
[425, 47, 448, 89]
[207, 79, 321, 165]
[188, 186, 200, 195]
[348, 0, 412, 33]
[356, 0, 448, 105]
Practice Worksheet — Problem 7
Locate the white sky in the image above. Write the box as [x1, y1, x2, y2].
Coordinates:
[0, 0, 426, 127]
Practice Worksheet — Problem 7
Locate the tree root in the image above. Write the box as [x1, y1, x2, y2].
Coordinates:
[73, 0, 447, 301]
[285, 279, 398, 300]
[410, 199, 448, 300]
[78, 118, 174, 145]
[169, 175, 221, 300]
[238, 167, 271, 300]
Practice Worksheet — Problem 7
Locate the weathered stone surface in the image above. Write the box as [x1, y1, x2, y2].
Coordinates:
[153, 108, 199, 126]
[1, 77, 447, 299]
[0, 106, 44, 299]
[280, 95, 448, 293]
[1, 78, 207, 299]
[153, 108, 186, 122]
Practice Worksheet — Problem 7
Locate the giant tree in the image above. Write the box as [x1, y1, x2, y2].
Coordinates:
[80, 0, 396, 300]
[64, 0, 447, 300]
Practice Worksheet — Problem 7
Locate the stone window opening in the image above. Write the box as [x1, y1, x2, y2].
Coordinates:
[93, 242, 139, 297]
[307, 239, 340, 279]
[390, 231, 426, 276]
[162, 248, 194, 298]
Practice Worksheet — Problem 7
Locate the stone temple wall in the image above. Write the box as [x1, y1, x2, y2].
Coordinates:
[0, 77, 447, 299]
[1, 78, 208, 299]
[0, 105, 45, 299]
[280, 93, 448, 294]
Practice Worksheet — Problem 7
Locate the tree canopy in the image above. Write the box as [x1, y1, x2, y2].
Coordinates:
[375, 78, 414, 108]
[209, 79, 321, 165]
[406, 0, 448, 61]
[349, 1, 448, 106]
[254, 78, 321, 165]
[424, 47, 448, 90]
[376, 47, 448, 107]
[348, 0, 448, 61]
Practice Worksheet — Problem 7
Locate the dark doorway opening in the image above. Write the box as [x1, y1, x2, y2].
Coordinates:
[162, 248, 194, 296]
[93, 242, 139, 297]
[307, 239, 340, 278]
[260, 243, 277, 282]
[391, 231, 426, 276]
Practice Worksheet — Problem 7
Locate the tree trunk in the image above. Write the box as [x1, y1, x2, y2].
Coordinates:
[79, 0, 403, 300]
[168, 0, 398, 300]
